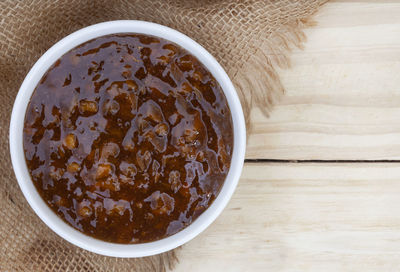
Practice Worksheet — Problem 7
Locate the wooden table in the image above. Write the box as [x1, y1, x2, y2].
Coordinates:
[173, 1, 400, 270]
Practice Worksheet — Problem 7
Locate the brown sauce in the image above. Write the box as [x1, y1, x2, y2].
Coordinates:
[23, 34, 233, 243]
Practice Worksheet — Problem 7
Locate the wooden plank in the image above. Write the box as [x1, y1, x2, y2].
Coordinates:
[247, 1, 400, 160]
[173, 162, 400, 271]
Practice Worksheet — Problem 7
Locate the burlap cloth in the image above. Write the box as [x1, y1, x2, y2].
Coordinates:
[0, 0, 327, 271]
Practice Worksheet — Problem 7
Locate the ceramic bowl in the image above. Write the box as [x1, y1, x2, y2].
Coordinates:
[9, 20, 246, 257]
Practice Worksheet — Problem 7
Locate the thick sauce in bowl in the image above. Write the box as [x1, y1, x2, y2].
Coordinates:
[23, 34, 233, 243]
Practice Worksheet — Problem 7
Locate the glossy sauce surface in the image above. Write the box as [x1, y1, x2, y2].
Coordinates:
[23, 34, 233, 243]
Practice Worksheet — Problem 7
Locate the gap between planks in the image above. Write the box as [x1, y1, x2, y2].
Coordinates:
[244, 159, 400, 163]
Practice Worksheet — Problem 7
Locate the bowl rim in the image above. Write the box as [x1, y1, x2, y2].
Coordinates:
[9, 20, 246, 258]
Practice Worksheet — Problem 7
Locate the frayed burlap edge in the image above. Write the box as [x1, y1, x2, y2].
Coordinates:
[234, 18, 318, 132]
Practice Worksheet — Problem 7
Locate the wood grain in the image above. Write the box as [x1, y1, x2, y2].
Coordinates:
[173, 162, 400, 271]
[247, 0, 400, 160]
[172, 2, 400, 271]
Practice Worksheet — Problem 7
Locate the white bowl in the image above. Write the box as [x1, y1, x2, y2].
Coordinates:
[9, 20, 246, 258]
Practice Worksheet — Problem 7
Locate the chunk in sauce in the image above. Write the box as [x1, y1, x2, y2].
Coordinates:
[23, 34, 233, 243]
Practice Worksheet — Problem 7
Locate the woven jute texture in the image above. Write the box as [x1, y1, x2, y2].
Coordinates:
[0, 0, 326, 271]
